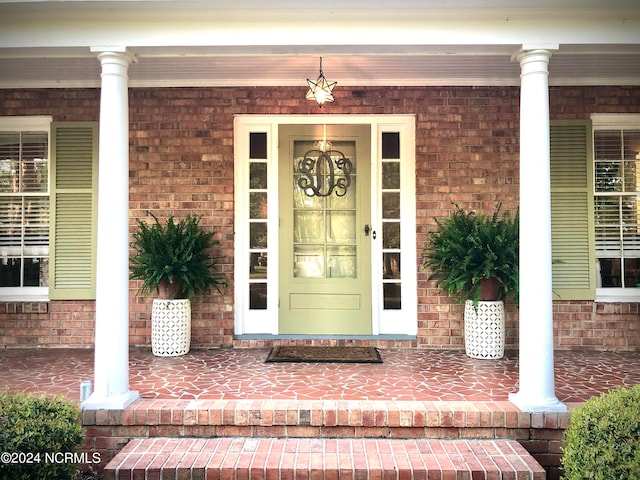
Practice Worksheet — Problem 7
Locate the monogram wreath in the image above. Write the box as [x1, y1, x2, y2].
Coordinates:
[297, 150, 353, 197]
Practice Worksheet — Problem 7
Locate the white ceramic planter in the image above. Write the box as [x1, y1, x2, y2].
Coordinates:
[151, 298, 191, 356]
[464, 299, 505, 359]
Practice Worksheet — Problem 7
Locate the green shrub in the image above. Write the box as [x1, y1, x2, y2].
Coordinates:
[562, 385, 640, 480]
[0, 391, 83, 480]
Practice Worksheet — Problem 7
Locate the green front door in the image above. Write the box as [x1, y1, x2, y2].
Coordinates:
[279, 124, 372, 334]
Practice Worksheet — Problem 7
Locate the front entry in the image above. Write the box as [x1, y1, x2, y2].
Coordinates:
[278, 125, 372, 334]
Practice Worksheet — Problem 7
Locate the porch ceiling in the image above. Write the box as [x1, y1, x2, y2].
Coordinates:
[0, 0, 639, 89]
[2, 45, 640, 89]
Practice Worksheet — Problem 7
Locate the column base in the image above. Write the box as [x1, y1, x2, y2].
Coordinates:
[81, 390, 139, 410]
[509, 392, 567, 413]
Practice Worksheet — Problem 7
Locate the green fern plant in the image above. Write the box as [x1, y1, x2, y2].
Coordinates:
[129, 213, 228, 299]
[422, 203, 519, 305]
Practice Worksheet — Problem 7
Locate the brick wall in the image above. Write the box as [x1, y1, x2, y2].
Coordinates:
[0, 301, 95, 347]
[555, 301, 640, 351]
[1, 86, 639, 351]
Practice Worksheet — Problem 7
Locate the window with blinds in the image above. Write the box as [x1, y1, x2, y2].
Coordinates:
[594, 128, 640, 288]
[0, 129, 50, 290]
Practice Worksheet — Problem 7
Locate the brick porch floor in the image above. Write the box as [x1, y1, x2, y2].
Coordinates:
[1, 347, 638, 404]
[1, 347, 638, 479]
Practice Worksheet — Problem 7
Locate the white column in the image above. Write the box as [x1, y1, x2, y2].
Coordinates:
[509, 48, 567, 413]
[82, 48, 139, 410]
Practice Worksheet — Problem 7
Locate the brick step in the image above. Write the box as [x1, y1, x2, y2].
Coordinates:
[104, 437, 546, 480]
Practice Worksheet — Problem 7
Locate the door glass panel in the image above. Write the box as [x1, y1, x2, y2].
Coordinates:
[382, 132, 400, 159]
[382, 192, 400, 218]
[328, 211, 356, 243]
[249, 222, 267, 249]
[383, 253, 400, 279]
[382, 162, 400, 189]
[327, 246, 356, 278]
[382, 222, 400, 249]
[249, 132, 267, 159]
[294, 211, 324, 243]
[383, 283, 402, 309]
[249, 283, 267, 309]
[294, 186, 323, 209]
[292, 139, 357, 279]
[249, 252, 267, 279]
[294, 245, 324, 278]
[328, 177, 357, 209]
[249, 192, 267, 219]
[249, 163, 267, 189]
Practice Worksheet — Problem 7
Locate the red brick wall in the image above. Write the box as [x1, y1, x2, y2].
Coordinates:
[554, 301, 640, 351]
[1, 86, 639, 351]
[0, 301, 95, 347]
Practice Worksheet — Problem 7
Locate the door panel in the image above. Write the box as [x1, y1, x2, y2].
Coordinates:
[279, 124, 371, 334]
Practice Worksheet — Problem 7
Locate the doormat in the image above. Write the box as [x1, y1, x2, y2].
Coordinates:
[265, 346, 382, 363]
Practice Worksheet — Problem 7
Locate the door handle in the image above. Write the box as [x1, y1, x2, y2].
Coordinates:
[364, 224, 376, 239]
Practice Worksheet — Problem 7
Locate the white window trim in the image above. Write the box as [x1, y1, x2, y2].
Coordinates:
[0, 116, 52, 302]
[0, 116, 52, 132]
[596, 288, 640, 303]
[591, 113, 640, 302]
[374, 119, 417, 335]
[233, 114, 417, 336]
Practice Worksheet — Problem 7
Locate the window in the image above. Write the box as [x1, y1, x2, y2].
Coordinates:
[381, 132, 401, 309]
[0, 117, 51, 299]
[248, 132, 268, 310]
[593, 115, 640, 294]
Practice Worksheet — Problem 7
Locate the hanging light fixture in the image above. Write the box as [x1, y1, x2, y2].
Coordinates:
[306, 57, 337, 108]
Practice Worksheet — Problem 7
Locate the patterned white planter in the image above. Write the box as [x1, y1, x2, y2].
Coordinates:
[464, 300, 505, 359]
[151, 298, 191, 357]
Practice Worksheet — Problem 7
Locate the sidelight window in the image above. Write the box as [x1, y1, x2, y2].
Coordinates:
[381, 132, 401, 309]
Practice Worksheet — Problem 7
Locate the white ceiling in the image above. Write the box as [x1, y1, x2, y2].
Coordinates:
[1, 47, 640, 89]
[0, 1, 639, 89]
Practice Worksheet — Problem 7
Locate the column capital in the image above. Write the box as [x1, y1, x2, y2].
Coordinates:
[515, 49, 556, 78]
[90, 45, 129, 54]
[91, 47, 136, 67]
[511, 45, 558, 64]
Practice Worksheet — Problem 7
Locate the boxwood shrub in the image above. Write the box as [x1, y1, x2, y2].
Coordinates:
[562, 384, 640, 480]
[0, 391, 83, 480]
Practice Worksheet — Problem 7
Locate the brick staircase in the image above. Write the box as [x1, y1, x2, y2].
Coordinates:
[105, 437, 544, 479]
[88, 399, 560, 480]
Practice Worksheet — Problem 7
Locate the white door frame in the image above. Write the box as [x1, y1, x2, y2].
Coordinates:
[233, 114, 416, 337]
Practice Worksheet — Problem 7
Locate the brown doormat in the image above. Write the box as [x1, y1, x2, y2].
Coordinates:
[265, 346, 382, 363]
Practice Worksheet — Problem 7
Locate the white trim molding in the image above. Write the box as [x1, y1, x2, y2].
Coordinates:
[233, 114, 417, 337]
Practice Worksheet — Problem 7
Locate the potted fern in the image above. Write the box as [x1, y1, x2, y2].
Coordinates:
[422, 204, 519, 359]
[130, 213, 227, 356]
